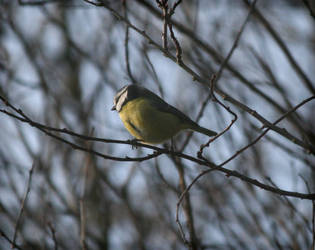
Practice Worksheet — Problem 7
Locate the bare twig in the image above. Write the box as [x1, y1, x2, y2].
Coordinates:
[301, 0, 315, 20]
[177, 107, 312, 240]
[195, 0, 255, 156]
[137, 0, 315, 134]
[261, 96, 315, 129]
[12, 162, 36, 249]
[198, 75, 238, 158]
[18, 0, 61, 5]
[176, 95, 315, 219]
[48, 222, 58, 250]
[3, 1, 314, 248]
[313, 201, 315, 250]
[176, 165, 221, 247]
[265, 177, 311, 232]
[216, 96, 314, 169]
[142, 47, 165, 97]
[169, 0, 182, 16]
[172, 157, 198, 250]
[216, 0, 258, 81]
[179, 90, 212, 152]
[168, 19, 182, 63]
[299, 175, 315, 249]
[79, 197, 87, 250]
[0, 106, 164, 162]
[0, 229, 23, 250]
[243, 0, 315, 94]
[79, 129, 94, 250]
[123, 0, 137, 84]
[156, 0, 169, 49]
[156, 0, 182, 62]
[168, 0, 182, 63]
[1, 95, 315, 200]
[82, 0, 315, 154]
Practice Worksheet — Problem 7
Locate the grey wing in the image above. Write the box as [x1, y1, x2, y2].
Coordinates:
[147, 91, 197, 126]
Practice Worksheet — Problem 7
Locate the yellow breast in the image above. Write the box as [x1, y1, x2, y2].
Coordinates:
[119, 98, 184, 144]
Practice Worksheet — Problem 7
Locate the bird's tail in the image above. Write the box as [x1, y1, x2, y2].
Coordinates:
[193, 125, 217, 137]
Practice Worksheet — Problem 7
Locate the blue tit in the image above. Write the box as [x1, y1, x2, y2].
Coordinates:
[111, 84, 217, 144]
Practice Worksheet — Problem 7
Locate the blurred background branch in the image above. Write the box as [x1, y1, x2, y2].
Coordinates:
[0, 0, 314, 249]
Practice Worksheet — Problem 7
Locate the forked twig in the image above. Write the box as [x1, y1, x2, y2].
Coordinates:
[197, 75, 237, 158]
[0, 229, 22, 250]
[197, 0, 257, 156]
[176, 95, 314, 243]
[1, 94, 315, 200]
[156, 0, 182, 62]
[82, 0, 315, 154]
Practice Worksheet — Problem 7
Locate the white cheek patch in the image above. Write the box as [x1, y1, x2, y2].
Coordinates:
[116, 90, 128, 112]
[116, 86, 128, 97]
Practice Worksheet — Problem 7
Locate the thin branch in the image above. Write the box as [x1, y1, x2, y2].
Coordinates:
[156, 0, 182, 62]
[313, 200, 315, 250]
[301, 0, 315, 20]
[265, 177, 311, 232]
[12, 162, 36, 249]
[82, 0, 315, 154]
[168, 19, 182, 63]
[0, 108, 164, 161]
[172, 157, 198, 250]
[169, 0, 182, 16]
[136, 0, 313, 134]
[299, 175, 315, 249]
[0, 229, 23, 250]
[176, 165, 221, 247]
[123, 0, 137, 84]
[177, 95, 315, 214]
[216, 0, 258, 81]
[185, 0, 255, 154]
[216, 96, 314, 169]
[179, 90, 212, 152]
[198, 74, 238, 158]
[1, 96, 315, 200]
[80, 129, 94, 250]
[142, 47, 165, 98]
[156, 0, 169, 50]
[168, 0, 182, 63]
[197, 0, 253, 155]
[48, 222, 58, 250]
[243, 0, 315, 94]
[262, 96, 315, 129]
[18, 0, 62, 5]
[79, 196, 87, 250]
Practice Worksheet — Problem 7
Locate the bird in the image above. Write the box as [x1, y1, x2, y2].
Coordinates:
[111, 84, 217, 144]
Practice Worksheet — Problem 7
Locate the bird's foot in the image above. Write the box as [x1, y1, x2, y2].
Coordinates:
[129, 138, 141, 149]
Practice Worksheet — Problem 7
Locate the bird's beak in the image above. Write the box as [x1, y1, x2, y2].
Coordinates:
[111, 105, 116, 111]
